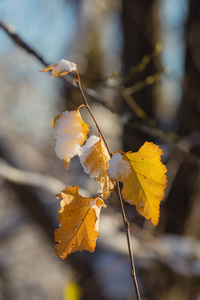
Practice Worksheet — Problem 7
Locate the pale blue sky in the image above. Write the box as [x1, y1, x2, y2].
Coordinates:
[0, 0, 190, 137]
[0, 0, 77, 60]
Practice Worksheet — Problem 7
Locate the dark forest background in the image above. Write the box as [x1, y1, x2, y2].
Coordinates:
[0, 0, 200, 299]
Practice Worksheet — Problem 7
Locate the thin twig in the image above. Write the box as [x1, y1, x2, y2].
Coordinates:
[0, 21, 108, 107]
[76, 75, 141, 300]
[115, 182, 141, 300]
[1, 21, 200, 168]
[0, 21, 48, 66]
[123, 69, 165, 95]
[76, 77, 112, 157]
[132, 123, 200, 167]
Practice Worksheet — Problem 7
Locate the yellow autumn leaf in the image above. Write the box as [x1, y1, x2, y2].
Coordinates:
[40, 59, 77, 78]
[80, 136, 115, 199]
[55, 186, 106, 259]
[109, 142, 167, 226]
[52, 109, 90, 169]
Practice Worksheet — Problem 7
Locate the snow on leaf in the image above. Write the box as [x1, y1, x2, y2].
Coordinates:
[40, 59, 77, 78]
[79, 136, 115, 199]
[109, 152, 131, 179]
[109, 142, 167, 226]
[52, 109, 90, 169]
[54, 186, 106, 259]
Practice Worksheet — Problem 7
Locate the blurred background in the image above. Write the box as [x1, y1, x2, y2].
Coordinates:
[0, 0, 200, 299]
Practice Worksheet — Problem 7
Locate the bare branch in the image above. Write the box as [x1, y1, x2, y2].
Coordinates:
[115, 182, 141, 300]
[0, 21, 108, 107]
[76, 77, 141, 299]
[0, 159, 88, 197]
[132, 123, 200, 166]
[0, 21, 48, 66]
[1, 20, 199, 169]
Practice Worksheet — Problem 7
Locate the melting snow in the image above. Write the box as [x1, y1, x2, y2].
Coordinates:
[51, 59, 77, 77]
[52, 110, 85, 160]
[79, 135, 100, 177]
[108, 153, 131, 180]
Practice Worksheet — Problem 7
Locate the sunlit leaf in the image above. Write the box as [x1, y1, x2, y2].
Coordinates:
[80, 136, 115, 198]
[109, 142, 167, 226]
[55, 186, 106, 259]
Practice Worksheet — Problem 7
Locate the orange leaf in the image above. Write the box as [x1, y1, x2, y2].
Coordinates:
[80, 136, 115, 199]
[55, 186, 106, 259]
[40, 59, 77, 78]
[109, 142, 167, 226]
[52, 109, 90, 169]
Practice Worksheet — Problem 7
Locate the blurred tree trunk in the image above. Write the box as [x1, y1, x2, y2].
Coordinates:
[122, 0, 161, 152]
[163, 0, 200, 234]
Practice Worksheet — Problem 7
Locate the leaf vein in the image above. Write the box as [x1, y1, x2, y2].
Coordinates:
[133, 171, 166, 185]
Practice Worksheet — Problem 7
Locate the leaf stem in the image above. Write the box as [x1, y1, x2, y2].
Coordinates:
[76, 72, 141, 300]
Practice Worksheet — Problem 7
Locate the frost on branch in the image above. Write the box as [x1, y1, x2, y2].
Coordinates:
[79, 136, 115, 199]
[109, 142, 167, 226]
[40, 59, 77, 78]
[52, 109, 90, 169]
[55, 186, 106, 259]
